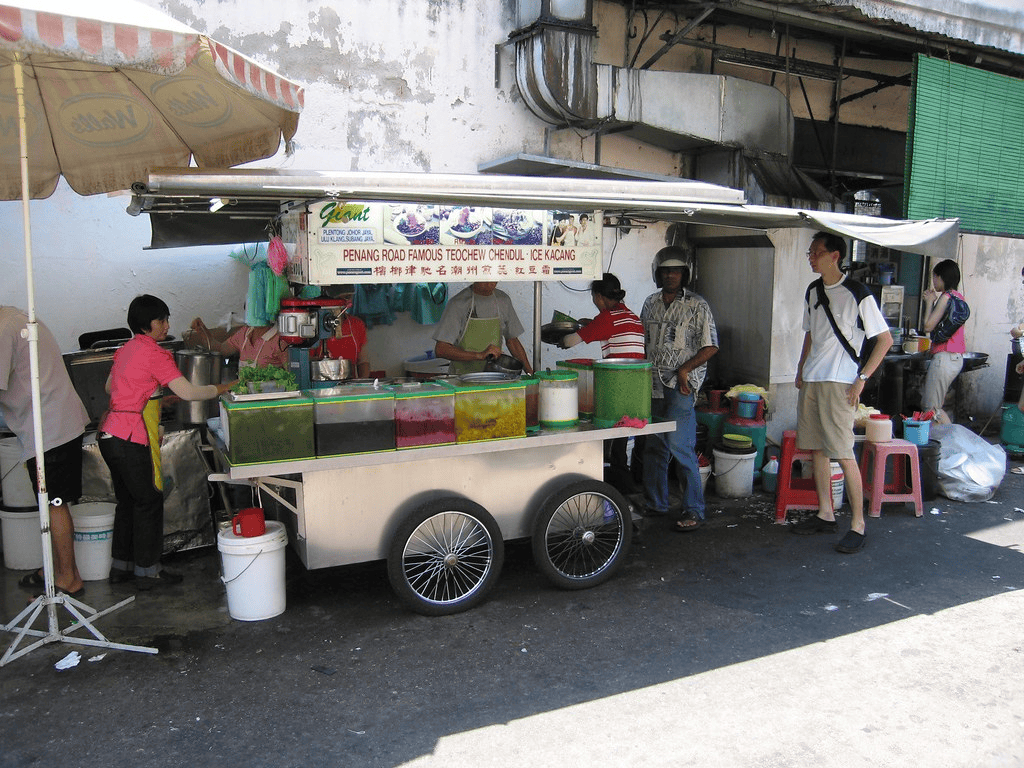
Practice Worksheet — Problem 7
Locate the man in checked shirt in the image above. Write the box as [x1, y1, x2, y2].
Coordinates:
[640, 246, 719, 531]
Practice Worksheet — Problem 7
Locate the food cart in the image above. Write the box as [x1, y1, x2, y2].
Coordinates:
[134, 168, 961, 615]
[209, 418, 671, 615]
[194, 187, 674, 615]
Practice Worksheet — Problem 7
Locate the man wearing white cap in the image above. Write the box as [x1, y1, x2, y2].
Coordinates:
[640, 246, 719, 531]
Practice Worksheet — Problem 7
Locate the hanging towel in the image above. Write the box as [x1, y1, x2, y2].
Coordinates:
[351, 284, 396, 328]
[410, 283, 448, 325]
[390, 283, 411, 313]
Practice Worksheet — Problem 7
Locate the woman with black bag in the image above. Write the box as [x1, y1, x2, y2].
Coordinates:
[922, 259, 968, 425]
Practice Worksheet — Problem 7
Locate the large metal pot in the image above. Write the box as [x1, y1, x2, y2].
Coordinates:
[175, 350, 224, 424]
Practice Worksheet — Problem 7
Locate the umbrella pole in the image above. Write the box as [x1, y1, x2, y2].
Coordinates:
[1, 55, 156, 666]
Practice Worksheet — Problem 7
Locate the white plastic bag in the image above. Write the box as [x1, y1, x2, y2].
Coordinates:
[931, 424, 1006, 502]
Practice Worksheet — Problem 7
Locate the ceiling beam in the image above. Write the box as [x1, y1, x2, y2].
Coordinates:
[662, 34, 906, 82]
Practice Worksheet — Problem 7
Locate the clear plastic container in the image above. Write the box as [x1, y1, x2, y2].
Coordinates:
[393, 381, 456, 449]
[312, 384, 395, 456]
[866, 414, 893, 443]
[592, 358, 652, 428]
[557, 358, 594, 418]
[450, 377, 526, 443]
[523, 375, 540, 433]
[219, 394, 315, 465]
[537, 369, 578, 428]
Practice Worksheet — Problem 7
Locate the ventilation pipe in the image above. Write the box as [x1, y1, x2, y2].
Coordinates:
[513, 0, 598, 123]
[512, 0, 794, 159]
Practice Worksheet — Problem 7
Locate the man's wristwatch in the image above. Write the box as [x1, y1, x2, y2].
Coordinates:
[858, 373, 869, 382]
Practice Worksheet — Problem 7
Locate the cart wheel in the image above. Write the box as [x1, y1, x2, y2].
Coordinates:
[387, 498, 504, 616]
[531, 479, 632, 590]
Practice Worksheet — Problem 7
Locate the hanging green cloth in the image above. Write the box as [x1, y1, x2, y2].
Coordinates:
[351, 284, 396, 328]
[410, 282, 448, 325]
[246, 261, 289, 326]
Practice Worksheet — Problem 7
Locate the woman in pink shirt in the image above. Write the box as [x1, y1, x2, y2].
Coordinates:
[100, 295, 236, 590]
[922, 259, 967, 425]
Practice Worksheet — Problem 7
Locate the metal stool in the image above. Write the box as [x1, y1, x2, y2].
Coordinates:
[859, 438, 923, 518]
[774, 430, 820, 523]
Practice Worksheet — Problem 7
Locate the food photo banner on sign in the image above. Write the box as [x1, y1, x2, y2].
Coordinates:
[283, 201, 603, 284]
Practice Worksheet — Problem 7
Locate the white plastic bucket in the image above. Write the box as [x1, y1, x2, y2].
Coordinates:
[217, 520, 288, 621]
[712, 447, 757, 498]
[798, 459, 845, 509]
[699, 464, 712, 493]
[0, 436, 36, 508]
[829, 461, 845, 510]
[0, 506, 43, 570]
[70, 502, 116, 581]
[866, 417, 893, 443]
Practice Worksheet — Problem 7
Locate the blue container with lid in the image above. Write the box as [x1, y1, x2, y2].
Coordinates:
[735, 392, 761, 420]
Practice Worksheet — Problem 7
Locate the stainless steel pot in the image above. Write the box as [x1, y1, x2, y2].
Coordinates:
[175, 350, 224, 424]
[312, 357, 353, 382]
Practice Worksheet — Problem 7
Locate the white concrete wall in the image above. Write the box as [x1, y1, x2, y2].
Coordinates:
[764, 228, 820, 441]
[1, 187, 253, 351]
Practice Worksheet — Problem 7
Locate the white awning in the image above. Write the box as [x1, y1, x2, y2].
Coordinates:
[137, 168, 959, 259]
[666, 203, 960, 260]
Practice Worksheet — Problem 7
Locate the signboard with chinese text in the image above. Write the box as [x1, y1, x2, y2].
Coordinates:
[282, 201, 602, 285]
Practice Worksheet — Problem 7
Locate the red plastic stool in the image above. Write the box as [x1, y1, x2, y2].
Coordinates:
[858, 438, 923, 518]
[774, 430, 821, 523]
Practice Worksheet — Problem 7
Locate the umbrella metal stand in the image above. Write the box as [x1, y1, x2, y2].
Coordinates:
[0, 56, 156, 666]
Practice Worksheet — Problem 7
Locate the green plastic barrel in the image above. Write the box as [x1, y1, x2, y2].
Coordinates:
[592, 358, 652, 428]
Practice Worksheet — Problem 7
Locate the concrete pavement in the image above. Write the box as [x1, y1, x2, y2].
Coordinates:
[1, 457, 1023, 767]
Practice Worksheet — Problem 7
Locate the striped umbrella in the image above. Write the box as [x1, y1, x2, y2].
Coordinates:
[0, 0, 304, 198]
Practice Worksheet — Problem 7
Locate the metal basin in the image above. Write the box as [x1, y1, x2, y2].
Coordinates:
[540, 321, 579, 345]
[484, 354, 524, 376]
[312, 357, 352, 382]
[458, 372, 518, 384]
[961, 352, 989, 372]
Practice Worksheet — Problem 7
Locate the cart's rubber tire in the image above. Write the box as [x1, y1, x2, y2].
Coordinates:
[531, 479, 632, 590]
[387, 498, 504, 616]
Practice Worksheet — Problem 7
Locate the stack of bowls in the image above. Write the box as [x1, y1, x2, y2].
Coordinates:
[721, 433, 753, 451]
